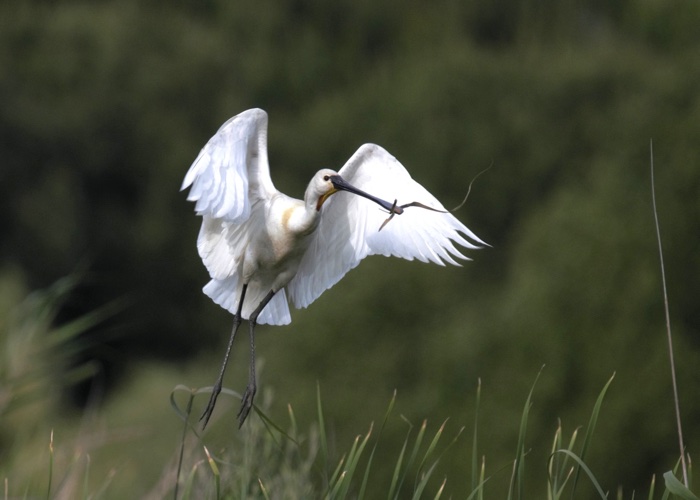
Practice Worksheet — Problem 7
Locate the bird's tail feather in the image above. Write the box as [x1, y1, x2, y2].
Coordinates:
[203, 277, 291, 326]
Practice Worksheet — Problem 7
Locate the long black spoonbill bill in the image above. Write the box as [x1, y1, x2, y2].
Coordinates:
[181, 108, 485, 428]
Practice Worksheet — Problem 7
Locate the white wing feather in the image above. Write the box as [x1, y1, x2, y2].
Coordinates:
[287, 144, 485, 309]
[181, 108, 276, 222]
[181, 109, 292, 325]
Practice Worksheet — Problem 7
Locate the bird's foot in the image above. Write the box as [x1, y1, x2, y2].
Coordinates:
[200, 383, 222, 429]
[237, 384, 256, 427]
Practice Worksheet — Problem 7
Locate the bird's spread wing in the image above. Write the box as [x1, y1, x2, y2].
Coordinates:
[181, 108, 276, 222]
[287, 143, 486, 309]
[182, 109, 291, 325]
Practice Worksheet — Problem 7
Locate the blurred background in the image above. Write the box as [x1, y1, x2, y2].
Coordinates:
[1, 0, 699, 497]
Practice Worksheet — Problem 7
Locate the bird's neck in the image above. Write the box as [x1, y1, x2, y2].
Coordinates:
[283, 199, 321, 237]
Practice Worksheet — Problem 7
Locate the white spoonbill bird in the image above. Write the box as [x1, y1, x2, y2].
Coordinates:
[182, 108, 485, 428]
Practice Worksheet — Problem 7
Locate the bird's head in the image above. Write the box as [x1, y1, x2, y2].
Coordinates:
[311, 169, 341, 211]
[311, 169, 403, 214]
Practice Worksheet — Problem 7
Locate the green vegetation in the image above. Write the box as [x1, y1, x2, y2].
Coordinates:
[2, 0, 699, 497]
[0, 283, 694, 497]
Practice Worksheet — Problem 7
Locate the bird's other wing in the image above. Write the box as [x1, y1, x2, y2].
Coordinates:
[181, 108, 277, 222]
[287, 143, 486, 309]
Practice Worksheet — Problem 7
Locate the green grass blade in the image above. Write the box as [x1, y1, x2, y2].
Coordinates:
[336, 425, 373, 499]
[434, 477, 447, 500]
[334, 434, 361, 497]
[412, 461, 440, 500]
[555, 466, 574, 500]
[288, 403, 298, 438]
[509, 366, 543, 500]
[554, 449, 607, 499]
[408, 419, 427, 463]
[388, 433, 410, 499]
[46, 297, 125, 349]
[548, 421, 563, 498]
[170, 386, 195, 500]
[479, 456, 486, 500]
[549, 423, 580, 499]
[548, 443, 577, 500]
[258, 478, 271, 500]
[565, 428, 579, 457]
[317, 382, 330, 484]
[570, 372, 615, 499]
[663, 471, 698, 500]
[509, 401, 530, 500]
[651, 140, 690, 487]
[415, 420, 446, 483]
[403, 420, 427, 484]
[204, 446, 220, 500]
[471, 379, 481, 493]
[329, 451, 351, 498]
[328, 471, 347, 500]
[418, 421, 465, 497]
[181, 460, 200, 500]
[390, 419, 426, 498]
[410, 421, 449, 498]
[328, 455, 347, 496]
[255, 402, 301, 448]
[466, 457, 490, 500]
[359, 390, 397, 500]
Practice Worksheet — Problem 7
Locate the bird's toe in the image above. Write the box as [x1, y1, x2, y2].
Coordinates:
[237, 385, 256, 427]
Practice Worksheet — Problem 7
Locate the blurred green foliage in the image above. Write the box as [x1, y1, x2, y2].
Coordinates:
[2, 0, 699, 496]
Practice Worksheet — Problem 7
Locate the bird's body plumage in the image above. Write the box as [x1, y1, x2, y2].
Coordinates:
[182, 108, 485, 427]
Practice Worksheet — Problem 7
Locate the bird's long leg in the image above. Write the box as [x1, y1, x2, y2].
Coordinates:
[237, 289, 276, 428]
[200, 284, 248, 429]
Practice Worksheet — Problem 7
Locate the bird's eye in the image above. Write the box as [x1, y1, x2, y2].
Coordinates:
[323, 175, 330, 181]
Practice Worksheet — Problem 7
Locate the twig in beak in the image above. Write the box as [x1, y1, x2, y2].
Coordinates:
[378, 200, 445, 232]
